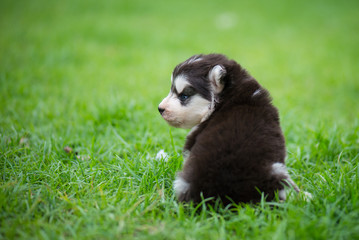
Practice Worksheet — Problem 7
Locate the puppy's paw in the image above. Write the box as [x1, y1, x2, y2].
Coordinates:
[174, 176, 190, 200]
[278, 189, 287, 201]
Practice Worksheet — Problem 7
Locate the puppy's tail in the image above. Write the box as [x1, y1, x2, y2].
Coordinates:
[286, 177, 300, 193]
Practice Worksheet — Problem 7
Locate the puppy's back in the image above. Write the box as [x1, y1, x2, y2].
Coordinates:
[180, 79, 286, 204]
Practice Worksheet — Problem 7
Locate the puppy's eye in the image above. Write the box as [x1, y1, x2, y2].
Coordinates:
[178, 86, 196, 103]
[179, 93, 189, 101]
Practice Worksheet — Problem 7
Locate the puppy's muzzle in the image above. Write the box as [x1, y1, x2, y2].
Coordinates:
[158, 107, 165, 115]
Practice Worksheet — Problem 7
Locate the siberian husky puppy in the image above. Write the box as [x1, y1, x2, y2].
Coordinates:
[159, 54, 300, 204]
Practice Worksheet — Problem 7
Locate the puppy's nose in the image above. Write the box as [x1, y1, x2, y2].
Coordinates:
[158, 107, 165, 115]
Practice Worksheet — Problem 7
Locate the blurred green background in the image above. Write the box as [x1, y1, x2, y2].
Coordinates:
[1, 0, 358, 128]
[1, 0, 359, 239]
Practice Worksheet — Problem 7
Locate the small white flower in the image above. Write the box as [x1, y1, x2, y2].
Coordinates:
[156, 149, 169, 161]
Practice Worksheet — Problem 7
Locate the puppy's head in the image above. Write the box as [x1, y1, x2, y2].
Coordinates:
[158, 54, 228, 129]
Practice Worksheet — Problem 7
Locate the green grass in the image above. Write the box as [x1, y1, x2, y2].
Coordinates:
[1, 0, 359, 239]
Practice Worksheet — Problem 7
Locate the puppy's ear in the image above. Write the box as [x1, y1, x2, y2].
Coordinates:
[209, 65, 226, 94]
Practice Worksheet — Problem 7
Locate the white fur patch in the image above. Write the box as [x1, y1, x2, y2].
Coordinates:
[174, 177, 190, 197]
[176, 56, 202, 69]
[187, 56, 202, 64]
[271, 162, 300, 193]
[201, 98, 215, 123]
[187, 95, 212, 124]
[278, 189, 286, 201]
[159, 91, 211, 129]
[188, 125, 198, 136]
[252, 89, 261, 97]
[174, 75, 189, 94]
[271, 162, 289, 177]
[182, 150, 190, 164]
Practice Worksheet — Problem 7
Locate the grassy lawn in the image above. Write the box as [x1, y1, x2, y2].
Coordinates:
[1, 0, 358, 239]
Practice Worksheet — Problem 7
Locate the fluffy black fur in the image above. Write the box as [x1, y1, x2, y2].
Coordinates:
[174, 54, 291, 205]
